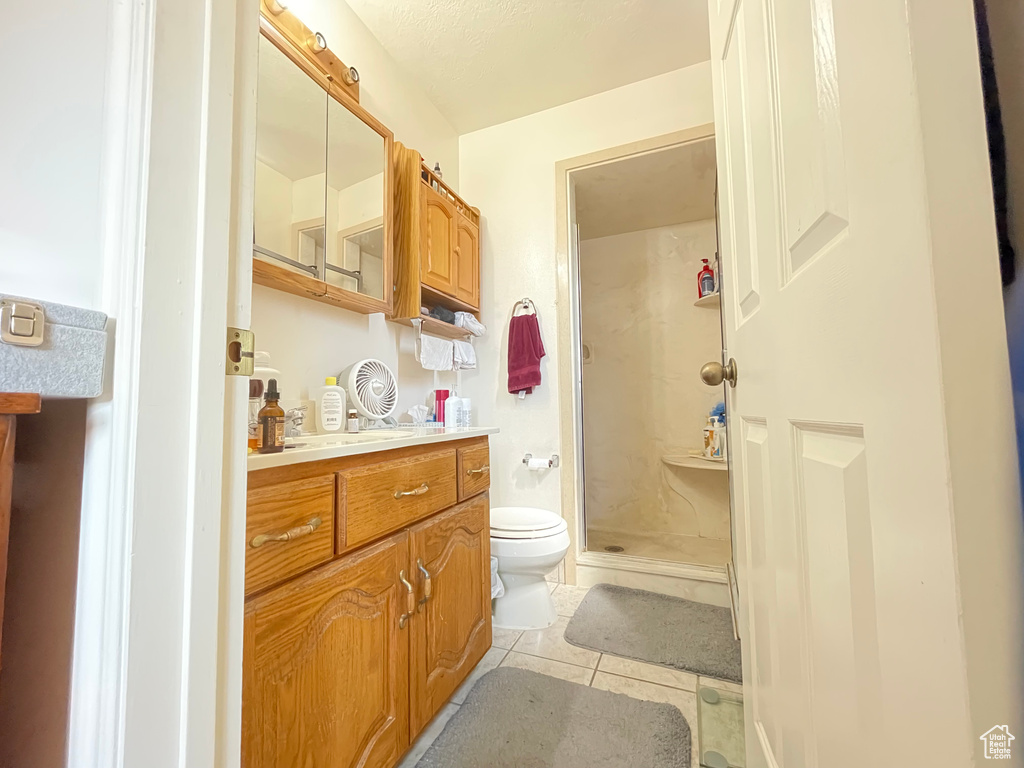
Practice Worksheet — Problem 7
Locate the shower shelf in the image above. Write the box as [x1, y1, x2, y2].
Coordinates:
[694, 292, 721, 309]
[662, 454, 728, 471]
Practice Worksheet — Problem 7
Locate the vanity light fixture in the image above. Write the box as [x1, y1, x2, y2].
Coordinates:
[307, 31, 327, 53]
[344, 66, 360, 85]
[266, 0, 287, 15]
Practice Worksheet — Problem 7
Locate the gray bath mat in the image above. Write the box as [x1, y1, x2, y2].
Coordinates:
[564, 584, 742, 683]
[417, 668, 690, 768]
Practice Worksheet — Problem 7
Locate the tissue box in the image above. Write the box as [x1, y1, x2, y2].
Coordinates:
[0, 295, 108, 398]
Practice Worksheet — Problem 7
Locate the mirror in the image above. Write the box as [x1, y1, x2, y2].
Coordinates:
[253, 36, 327, 278]
[325, 96, 388, 301]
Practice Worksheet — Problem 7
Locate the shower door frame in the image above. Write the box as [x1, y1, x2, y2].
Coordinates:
[554, 124, 733, 596]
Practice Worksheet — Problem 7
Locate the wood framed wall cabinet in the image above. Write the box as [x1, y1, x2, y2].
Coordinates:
[241, 437, 492, 768]
[252, 4, 395, 316]
[392, 144, 482, 335]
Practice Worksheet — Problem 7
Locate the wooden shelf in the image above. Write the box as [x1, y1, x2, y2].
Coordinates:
[662, 454, 728, 471]
[397, 314, 474, 340]
[420, 284, 479, 315]
[694, 292, 721, 309]
[0, 393, 42, 415]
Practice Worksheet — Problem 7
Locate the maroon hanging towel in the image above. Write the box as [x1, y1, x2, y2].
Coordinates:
[507, 313, 546, 395]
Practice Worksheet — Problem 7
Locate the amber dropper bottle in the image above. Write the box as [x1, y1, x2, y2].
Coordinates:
[257, 378, 285, 453]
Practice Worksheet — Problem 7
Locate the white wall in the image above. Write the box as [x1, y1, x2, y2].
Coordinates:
[0, 3, 113, 766]
[2, 3, 111, 308]
[459, 63, 714, 518]
[251, 0, 463, 414]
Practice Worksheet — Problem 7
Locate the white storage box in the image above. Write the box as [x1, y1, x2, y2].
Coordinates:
[0, 295, 108, 398]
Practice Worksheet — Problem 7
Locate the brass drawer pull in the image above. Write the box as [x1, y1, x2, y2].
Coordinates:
[399, 569, 414, 629]
[394, 483, 429, 499]
[466, 465, 489, 476]
[417, 558, 432, 609]
[250, 516, 322, 549]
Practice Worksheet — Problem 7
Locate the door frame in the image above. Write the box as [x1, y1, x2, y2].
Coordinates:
[66, 0, 256, 765]
[553, 124, 728, 590]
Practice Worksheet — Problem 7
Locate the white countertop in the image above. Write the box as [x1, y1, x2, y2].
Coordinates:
[247, 426, 499, 471]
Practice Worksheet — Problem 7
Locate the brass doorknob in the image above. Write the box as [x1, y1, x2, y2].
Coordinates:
[700, 359, 738, 388]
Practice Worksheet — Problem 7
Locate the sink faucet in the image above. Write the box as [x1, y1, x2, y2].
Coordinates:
[285, 406, 308, 438]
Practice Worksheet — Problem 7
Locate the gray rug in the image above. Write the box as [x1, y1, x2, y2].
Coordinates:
[417, 668, 690, 768]
[564, 584, 742, 683]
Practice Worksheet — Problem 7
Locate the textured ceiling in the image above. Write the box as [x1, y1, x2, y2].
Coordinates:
[342, 0, 711, 133]
[574, 139, 717, 240]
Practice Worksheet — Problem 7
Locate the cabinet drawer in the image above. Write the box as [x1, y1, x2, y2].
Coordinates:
[457, 443, 490, 500]
[339, 449, 457, 551]
[245, 475, 335, 595]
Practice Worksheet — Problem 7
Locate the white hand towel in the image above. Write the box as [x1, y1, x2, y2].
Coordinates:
[417, 334, 454, 371]
[453, 340, 477, 370]
[454, 312, 486, 337]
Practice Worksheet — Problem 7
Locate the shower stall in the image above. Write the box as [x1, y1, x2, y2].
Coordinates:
[559, 129, 735, 599]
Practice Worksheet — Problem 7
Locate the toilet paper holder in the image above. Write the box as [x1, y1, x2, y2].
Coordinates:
[523, 453, 560, 468]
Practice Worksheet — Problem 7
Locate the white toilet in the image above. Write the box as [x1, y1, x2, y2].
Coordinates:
[490, 507, 570, 630]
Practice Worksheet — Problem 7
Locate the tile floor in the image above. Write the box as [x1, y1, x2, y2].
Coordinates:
[398, 583, 745, 768]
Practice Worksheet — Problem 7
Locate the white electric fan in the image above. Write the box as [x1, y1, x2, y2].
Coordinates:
[339, 358, 398, 429]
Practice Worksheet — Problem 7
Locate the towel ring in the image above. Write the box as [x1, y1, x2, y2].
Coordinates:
[514, 297, 537, 315]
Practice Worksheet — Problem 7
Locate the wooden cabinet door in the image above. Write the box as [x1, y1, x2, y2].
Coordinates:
[420, 187, 457, 296]
[453, 214, 480, 309]
[408, 495, 491, 735]
[243, 534, 413, 768]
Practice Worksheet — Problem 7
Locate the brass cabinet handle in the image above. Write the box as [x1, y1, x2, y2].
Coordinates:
[249, 516, 322, 549]
[394, 483, 429, 499]
[417, 558, 432, 609]
[399, 569, 414, 629]
[466, 465, 489, 476]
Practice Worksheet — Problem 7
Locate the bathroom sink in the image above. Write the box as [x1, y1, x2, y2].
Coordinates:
[285, 430, 416, 449]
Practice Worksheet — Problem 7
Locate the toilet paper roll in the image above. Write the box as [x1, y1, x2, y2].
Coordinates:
[527, 457, 550, 470]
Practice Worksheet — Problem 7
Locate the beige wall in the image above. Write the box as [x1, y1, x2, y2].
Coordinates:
[580, 221, 729, 542]
[459, 63, 714, 522]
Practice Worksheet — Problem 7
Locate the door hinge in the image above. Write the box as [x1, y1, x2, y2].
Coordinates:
[1, 299, 45, 347]
[226, 327, 254, 376]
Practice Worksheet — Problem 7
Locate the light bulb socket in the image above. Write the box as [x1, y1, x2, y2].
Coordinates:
[345, 66, 360, 85]
[307, 32, 326, 53]
[266, 0, 287, 15]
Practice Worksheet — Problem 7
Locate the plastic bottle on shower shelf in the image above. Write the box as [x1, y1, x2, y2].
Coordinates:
[698, 259, 716, 298]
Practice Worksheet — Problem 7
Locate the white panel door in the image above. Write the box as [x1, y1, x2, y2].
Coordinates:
[708, 0, 994, 766]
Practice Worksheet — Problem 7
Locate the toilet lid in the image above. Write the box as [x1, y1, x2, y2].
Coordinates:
[490, 507, 567, 539]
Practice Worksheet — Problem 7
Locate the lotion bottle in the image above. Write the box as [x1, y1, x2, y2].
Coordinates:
[444, 391, 462, 428]
[316, 376, 346, 433]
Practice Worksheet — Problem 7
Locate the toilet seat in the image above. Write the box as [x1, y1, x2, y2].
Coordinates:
[490, 506, 568, 540]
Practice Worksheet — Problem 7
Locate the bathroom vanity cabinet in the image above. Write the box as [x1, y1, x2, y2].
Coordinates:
[242, 436, 491, 768]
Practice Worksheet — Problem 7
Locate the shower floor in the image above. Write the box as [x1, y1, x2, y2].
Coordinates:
[587, 528, 732, 568]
